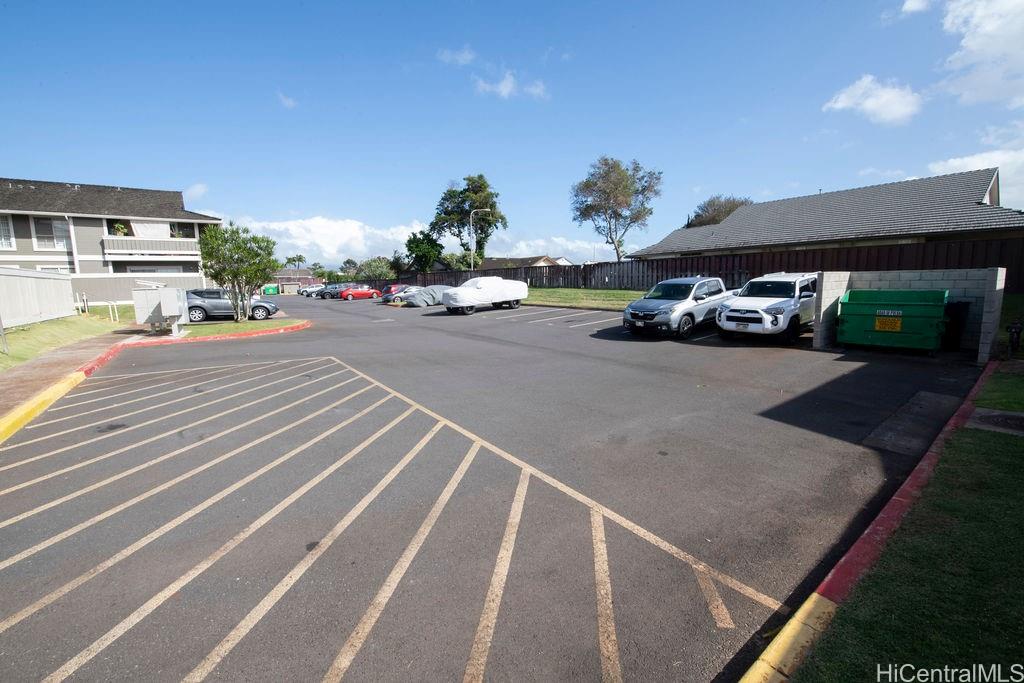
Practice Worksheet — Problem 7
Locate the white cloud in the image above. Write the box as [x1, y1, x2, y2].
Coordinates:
[522, 80, 548, 99]
[902, 0, 933, 13]
[233, 216, 443, 266]
[489, 233, 638, 264]
[823, 75, 923, 125]
[437, 45, 476, 66]
[277, 91, 297, 109]
[980, 119, 1024, 146]
[474, 71, 518, 99]
[928, 147, 1024, 207]
[183, 183, 208, 201]
[858, 167, 907, 179]
[942, 0, 1024, 108]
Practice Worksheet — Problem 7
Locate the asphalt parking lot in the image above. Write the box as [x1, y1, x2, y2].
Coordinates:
[0, 295, 982, 681]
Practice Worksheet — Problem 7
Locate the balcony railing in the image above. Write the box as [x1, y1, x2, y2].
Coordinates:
[101, 236, 200, 255]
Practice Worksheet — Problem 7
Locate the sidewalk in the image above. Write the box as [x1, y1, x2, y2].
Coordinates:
[0, 330, 139, 408]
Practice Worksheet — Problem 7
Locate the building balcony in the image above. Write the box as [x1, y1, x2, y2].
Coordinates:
[101, 236, 200, 258]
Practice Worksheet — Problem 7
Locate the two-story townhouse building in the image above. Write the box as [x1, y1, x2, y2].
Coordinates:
[0, 178, 221, 302]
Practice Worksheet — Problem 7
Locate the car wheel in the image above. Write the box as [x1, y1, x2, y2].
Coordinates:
[676, 314, 695, 340]
[371, 292, 379, 299]
[784, 318, 801, 345]
[463, 306, 476, 315]
[251, 306, 269, 320]
[717, 327, 734, 340]
[508, 300, 521, 309]
[346, 293, 354, 301]
[446, 306, 457, 314]
[188, 306, 207, 323]
[393, 296, 402, 303]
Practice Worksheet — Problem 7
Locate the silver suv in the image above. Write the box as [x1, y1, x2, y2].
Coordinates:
[623, 276, 731, 339]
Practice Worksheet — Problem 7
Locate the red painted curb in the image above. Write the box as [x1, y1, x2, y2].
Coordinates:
[75, 343, 127, 377]
[815, 359, 999, 604]
[126, 320, 312, 347]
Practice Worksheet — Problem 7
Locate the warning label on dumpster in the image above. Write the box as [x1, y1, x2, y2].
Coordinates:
[875, 316, 902, 332]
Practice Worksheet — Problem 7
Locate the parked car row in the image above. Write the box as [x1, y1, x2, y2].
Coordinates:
[622, 272, 817, 343]
[186, 288, 279, 322]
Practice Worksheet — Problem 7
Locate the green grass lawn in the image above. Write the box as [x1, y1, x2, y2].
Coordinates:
[183, 318, 304, 337]
[973, 368, 1024, 412]
[794, 427, 1024, 680]
[525, 287, 645, 310]
[0, 313, 127, 372]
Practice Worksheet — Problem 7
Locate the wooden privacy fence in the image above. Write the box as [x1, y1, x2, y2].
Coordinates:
[353, 235, 1024, 293]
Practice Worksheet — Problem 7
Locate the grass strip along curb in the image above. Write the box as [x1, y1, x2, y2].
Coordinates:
[740, 360, 1000, 683]
[0, 320, 312, 446]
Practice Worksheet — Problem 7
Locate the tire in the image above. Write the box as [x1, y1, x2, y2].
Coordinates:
[371, 292, 379, 299]
[345, 293, 354, 301]
[676, 314, 695, 340]
[784, 318, 801, 345]
[251, 306, 269, 320]
[508, 300, 521, 309]
[463, 306, 476, 315]
[393, 296, 403, 303]
[188, 306, 207, 323]
[717, 327, 734, 340]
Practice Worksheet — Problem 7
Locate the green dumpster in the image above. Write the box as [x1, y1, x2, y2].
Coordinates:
[262, 284, 280, 296]
[836, 289, 948, 351]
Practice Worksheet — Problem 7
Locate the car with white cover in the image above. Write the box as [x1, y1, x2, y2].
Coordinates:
[442, 276, 528, 314]
[716, 272, 817, 343]
[622, 276, 731, 339]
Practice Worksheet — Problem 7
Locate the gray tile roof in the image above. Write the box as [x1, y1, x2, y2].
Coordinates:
[630, 168, 1024, 258]
[0, 178, 221, 221]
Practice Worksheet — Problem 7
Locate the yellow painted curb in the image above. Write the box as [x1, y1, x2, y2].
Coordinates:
[0, 371, 86, 446]
[740, 592, 838, 682]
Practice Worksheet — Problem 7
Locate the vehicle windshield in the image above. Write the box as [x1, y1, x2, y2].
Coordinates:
[739, 281, 795, 298]
[644, 282, 693, 300]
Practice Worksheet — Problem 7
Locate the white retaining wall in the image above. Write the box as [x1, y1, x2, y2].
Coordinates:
[0, 267, 76, 327]
[813, 267, 1006, 364]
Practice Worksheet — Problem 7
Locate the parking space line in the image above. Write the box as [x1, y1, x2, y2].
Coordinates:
[0, 358, 332, 467]
[83, 357, 328, 381]
[493, 308, 566, 320]
[323, 441, 480, 682]
[0, 370, 357, 531]
[590, 509, 623, 683]
[34, 359, 298, 424]
[3, 395, 399, 641]
[67, 366, 247, 398]
[0, 381, 374, 573]
[693, 568, 735, 629]
[330, 357, 785, 616]
[527, 310, 604, 324]
[690, 332, 718, 342]
[51, 361, 277, 410]
[42, 398, 410, 683]
[184, 418, 443, 683]
[567, 316, 622, 329]
[464, 468, 530, 683]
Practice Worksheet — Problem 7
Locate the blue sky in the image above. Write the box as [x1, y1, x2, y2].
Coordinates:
[3, 0, 1023, 266]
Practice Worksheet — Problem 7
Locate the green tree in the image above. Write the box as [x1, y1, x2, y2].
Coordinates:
[685, 194, 752, 228]
[570, 156, 663, 262]
[356, 256, 396, 280]
[308, 261, 326, 278]
[199, 222, 281, 321]
[440, 251, 474, 271]
[428, 174, 508, 262]
[405, 230, 444, 272]
[292, 254, 306, 269]
[341, 258, 359, 276]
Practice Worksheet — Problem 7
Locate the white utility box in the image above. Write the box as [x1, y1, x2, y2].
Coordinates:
[133, 287, 188, 335]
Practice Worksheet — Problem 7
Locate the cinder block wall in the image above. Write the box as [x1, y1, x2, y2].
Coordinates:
[812, 267, 1006, 364]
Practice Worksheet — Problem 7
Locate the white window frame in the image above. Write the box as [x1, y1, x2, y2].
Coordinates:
[29, 216, 71, 252]
[0, 214, 14, 250]
[35, 265, 72, 274]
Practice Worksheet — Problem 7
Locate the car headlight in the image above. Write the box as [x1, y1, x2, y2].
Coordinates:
[765, 307, 785, 316]
[718, 304, 730, 312]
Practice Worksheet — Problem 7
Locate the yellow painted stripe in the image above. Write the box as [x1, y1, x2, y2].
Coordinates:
[739, 592, 838, 682]
[464, 468, 530, 683]
[0, 372, 85, 447]
[590, 508, 623, 683]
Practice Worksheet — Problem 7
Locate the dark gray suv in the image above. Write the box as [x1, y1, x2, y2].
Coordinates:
[186, 288, 279, 322]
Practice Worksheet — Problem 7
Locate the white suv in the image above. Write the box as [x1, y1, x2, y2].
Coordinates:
[716, 272, 817, 343]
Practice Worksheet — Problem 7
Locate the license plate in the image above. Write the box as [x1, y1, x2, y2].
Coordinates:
[875, 316, 902, 332]
[635, 321, 645, 327]
[736, 323, 748, 330]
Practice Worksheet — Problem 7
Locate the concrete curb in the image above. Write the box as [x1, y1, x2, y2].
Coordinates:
[740, 359, 1000, 683]
[0, 320, 311, 446]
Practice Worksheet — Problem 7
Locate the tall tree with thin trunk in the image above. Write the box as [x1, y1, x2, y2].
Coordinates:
[570, 156, 663, 261]
[199, 222, 281, 321]
[428, 174, 508, 260]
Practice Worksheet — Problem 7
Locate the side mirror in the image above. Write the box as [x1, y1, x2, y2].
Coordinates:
[694, 294, 707, 302]
[800, 291, 814, 299]
[730, 290, 740, 296]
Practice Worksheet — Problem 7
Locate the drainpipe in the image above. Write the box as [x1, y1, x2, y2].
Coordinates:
[66, 214, 80, 275]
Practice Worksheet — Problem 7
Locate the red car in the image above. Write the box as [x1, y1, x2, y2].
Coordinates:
[338, 285, 381, 301]
[381, 284, 408, 297]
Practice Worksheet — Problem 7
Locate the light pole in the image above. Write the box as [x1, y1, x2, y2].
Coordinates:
[469, 208, 490, 271]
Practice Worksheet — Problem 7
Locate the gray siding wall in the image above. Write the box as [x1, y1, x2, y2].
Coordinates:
[102, 236, 199, 253]
[7, 214, 73, 260]
[72, 217, 105, 256]
[111, 261, 200, 273]
[71, 274, 207, 303]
